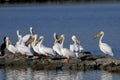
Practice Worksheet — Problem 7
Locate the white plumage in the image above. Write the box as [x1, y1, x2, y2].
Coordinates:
[70, 35, 84, 57]
[31, 43, 39, 54]
[38, 36, 56, 57]
[70, 35, 84, 53]
[53, 33, 63, 56]
[94, 31, 114, 57]
[57, 34, 76, 63]
[6, 37, 18, 54]
[22, 27, 34, 44]
[99, 43, 113, 56]
[5, 37, 18, 59]
[16, 35, 33, 57]
[22, 34, 31, 43]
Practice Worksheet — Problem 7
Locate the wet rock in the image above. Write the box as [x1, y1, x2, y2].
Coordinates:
[1, 51, 120, 72]
[98, 58, 120, 72]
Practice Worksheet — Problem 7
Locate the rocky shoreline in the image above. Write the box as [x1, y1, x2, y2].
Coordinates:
[0, 50, 120, 72]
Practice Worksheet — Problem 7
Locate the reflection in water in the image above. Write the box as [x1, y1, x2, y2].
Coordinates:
[6, 68, 33, 80]
[5, 68, 84, 80]
[0, 67, 117, 80]
[101, 71, 112, 80]
[33, 70, 78, 80]
[75, 71, 83, 80]
[33, 70, 49, 80]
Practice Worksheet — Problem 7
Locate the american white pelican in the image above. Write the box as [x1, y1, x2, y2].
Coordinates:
[94, 31, 114, 58]
[5, 37, 18, 59]
[16, 30, 26, 46]
[22, 27, 34, 45]
[37, 36, 56, 58]
[15, 35, 33, 59]
[17, 29, 38, 58]
[16, 28, 38, 47]
[57, 34, 76, 63]
[53, 33, 63, 56]
[29, 34, 40, 56]
[70, 35, 84, 57]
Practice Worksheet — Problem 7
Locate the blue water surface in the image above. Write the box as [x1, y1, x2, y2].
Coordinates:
[0, 3, 120, 57]
[0, 3, 120, 80]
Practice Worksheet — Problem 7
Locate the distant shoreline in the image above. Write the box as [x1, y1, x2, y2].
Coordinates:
[0, 1, 120, 7]
[0, 0, 120, 4]
[0, 0, 120, 5]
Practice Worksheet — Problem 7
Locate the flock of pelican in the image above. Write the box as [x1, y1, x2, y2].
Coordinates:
[0, 27, 114, 63]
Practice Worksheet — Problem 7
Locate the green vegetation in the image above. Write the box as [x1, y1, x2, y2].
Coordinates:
[0, 0, 119, 4]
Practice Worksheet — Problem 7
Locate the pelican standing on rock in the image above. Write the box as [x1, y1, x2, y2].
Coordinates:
[53, 33, 63, 56]
[5, 37, 18, 59]
[16, 35, 33, 59]
[29, 34, 40, 56]
[70, 35, 84, 57]
[57, 34, 76, 63]
[94, 31, 114, 58]
[37, 36, 56, 60]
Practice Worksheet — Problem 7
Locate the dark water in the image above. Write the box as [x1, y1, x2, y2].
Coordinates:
[0, 3, 120, 80]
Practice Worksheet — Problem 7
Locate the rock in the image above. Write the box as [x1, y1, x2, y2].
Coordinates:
[0, 51, 120, 72]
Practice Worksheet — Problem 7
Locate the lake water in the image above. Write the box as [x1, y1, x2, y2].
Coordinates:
[0, 67, 120, 80]
[0, 3, 120, 80]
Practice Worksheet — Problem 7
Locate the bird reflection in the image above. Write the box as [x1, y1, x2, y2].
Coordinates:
[5, 67, 85, 80]
[76, 71, 83, 80]
[101, 71, 112, 80]
[33, 70, 49, 80]
[6, 68, 33, 80]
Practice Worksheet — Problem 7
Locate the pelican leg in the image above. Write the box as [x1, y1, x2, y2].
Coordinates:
[13, 54, 16, 59]
[104, 54, 108, 58]
[45, 56, 49, 62]
[66, 58, 70, 64]
[22, 54, 26, 59]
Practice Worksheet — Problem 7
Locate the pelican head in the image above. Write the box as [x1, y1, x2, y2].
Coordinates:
[16, 30, 22, 41]
[94, 31, 104, 39]
[18, 35, 22, 41]
[35, 36, 44, 46]
[53, 32, 57, 40]
[56, 34, 64, 42]
[61, 34, 65, 38]
[5, 37, 9, 41]
[16, 30, 20, 40]
[16, 30, 20, 36]
[5, 37, 12, 45]
[40, 36, 44, 40]
[72, 35, 80, 44]
[30, 27, 33, 35]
